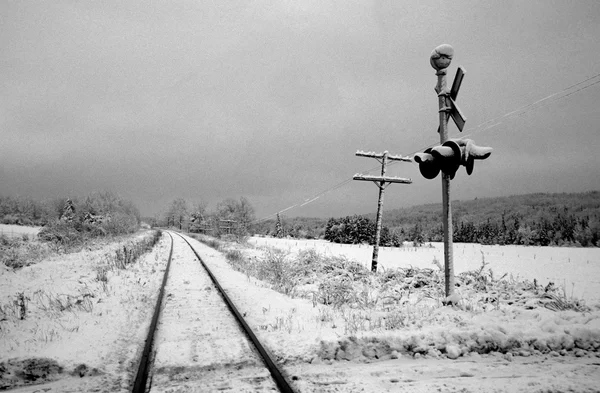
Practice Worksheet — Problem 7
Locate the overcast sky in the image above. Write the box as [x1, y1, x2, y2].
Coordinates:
[1, 1, 599, 219]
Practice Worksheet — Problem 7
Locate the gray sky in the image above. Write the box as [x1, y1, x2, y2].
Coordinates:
[1, 1, 599, 219]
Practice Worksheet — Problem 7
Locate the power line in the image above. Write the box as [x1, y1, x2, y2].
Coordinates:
[253, 71, 600, 223]
[459, 72, 600, 139]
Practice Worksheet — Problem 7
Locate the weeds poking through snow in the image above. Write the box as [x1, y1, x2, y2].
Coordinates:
[32, 291, 95, 316]
[95, 265, 108, 282]
[1, 235, 52, 269]
[17, 292, 28, 320]
[209, 236, 594, 340]
[0, 230, 163, 340]
[200, 237, 223, 251]
[317, 306, 334, 324]
[93, 230, 161, 285]
[432, 256, 443, 271]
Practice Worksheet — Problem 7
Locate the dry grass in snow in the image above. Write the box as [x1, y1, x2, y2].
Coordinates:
[249, 237, 600, 303]
[0, 230, 167, 391]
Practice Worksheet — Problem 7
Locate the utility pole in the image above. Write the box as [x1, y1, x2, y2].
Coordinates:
[353, 150, 412, 272]
[219, 219, 237, 235]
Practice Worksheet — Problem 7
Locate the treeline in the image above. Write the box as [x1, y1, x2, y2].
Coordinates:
[379, 191, 600, 247]
[400, 208, 599, 247]
[1, 192, 140, 230]
[323, 215, 401, 246]
[252, 215, 326, 239]
[1, 192, 141, 248]
[0, 195, 55, 226]
[154, 196, 255, 239]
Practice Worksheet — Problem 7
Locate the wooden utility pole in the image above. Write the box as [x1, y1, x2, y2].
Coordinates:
[353, 150, 412, 272]
[219, 219, 237, 235]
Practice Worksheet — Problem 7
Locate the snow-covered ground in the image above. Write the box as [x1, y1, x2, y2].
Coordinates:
[197, 234, 600, 392]
[249, 237, 600, 304]
[2, 232, 599, 392]
[0, 224, 41, 239]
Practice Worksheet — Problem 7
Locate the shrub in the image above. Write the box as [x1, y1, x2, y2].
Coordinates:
[38, 220, 84, 249]
[258, 249, 298, 295]
[99, 211, 138, 235]
[225, 249, 244, 263]
[201, 237, 222, 250]
[220, 234, 238, 243]
[36, 192, 140, 250]
[1, 235, 52, 269]
[2, 215, 20, 225]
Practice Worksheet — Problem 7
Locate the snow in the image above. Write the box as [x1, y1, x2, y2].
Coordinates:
[2, 231, 599, 392]
[0, 224, 41, 238]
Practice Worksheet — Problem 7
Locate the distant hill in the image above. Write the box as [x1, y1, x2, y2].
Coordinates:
[374, 191, 600, 228]
[255, 191, 600, 247]
[370, 191, 600, 246]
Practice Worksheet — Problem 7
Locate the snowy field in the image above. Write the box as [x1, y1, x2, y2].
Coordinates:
[0, 224, 41, 239]
[248, 237, 600, 304]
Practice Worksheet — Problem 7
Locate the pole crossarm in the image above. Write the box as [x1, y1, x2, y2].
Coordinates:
[356, 150, 412, 162]
[353, 174, 412, 184]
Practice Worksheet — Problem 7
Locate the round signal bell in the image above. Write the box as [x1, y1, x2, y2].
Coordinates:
[430, 44, 454, 70]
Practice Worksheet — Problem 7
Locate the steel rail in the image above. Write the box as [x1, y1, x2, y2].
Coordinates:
[131, 231, 174, 393]
[174, 232, 296, 393]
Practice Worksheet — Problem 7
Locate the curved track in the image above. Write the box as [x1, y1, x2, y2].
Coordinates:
[131, 231, 295, 393]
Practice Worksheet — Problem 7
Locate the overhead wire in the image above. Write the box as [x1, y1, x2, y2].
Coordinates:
[252, 71, 600, 223]
[459, 71, 600, 139]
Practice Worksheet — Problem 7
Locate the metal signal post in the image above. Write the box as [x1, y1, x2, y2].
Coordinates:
[353, 150, 412, 272]
[414, 45, 492, 302]
[430, 44, 459, 301]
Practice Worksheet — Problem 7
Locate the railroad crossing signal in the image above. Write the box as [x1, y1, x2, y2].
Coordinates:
[427, 44, 495, 303]
[437, 67, 467, 133]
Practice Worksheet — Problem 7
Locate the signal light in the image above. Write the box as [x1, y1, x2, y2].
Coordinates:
[413, 148, 439, 179]
[430, 139, 462, 179]
[459, 139, 493, 175]
[413, 139, 492, 179]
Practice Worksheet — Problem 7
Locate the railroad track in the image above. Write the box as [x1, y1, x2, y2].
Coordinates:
[131, 231, 296, 393]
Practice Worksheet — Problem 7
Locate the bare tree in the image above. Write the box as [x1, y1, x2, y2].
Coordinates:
[166, 198, 189, 230]
[214, 197, 255, 237]
[237, 197, 255, 235]
[189, 201, 208, 232]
